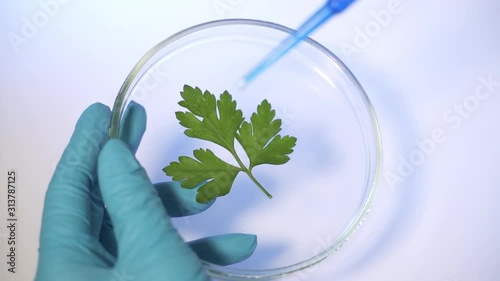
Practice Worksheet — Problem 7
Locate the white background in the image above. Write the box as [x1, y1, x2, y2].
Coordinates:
[1, 0, 499, 280]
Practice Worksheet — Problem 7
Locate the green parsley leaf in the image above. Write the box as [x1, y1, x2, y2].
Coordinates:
[162, 149, 241, 203]
[176, 85, 244, 152]
[163, 85, 297, 203]
[236, 100, 297, 169]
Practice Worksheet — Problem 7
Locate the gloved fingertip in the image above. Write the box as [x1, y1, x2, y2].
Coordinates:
[155, 182, 215, 217]
[119, 101, 147, 154]
[98, 139, 147, 186]
[99, 139, 133, 164]
[189, 234, 257, 266]
[71, 103, 110, 148]
[88, 102, 110, 111]
[77, 102, 110, 124]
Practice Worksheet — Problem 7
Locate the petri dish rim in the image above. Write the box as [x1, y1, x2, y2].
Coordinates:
[109, 18, 382, 280]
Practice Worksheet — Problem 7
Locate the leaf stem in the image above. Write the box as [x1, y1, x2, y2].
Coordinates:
[245, 168, 273, 199]
[229, 148, 273, 199]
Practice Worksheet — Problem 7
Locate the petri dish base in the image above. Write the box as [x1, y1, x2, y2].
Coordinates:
[110, 19, 382, 280]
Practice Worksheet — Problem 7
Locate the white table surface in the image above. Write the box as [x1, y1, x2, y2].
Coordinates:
[1, 0, 499, 280]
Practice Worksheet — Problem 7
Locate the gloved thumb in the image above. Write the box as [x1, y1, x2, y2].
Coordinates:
[98, 139, 209, 281]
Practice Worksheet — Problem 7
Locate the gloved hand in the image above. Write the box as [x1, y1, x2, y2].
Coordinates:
[35, 102, 257, 281]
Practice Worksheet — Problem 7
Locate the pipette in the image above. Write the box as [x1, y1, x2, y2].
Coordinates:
[241, 0, 357, 87]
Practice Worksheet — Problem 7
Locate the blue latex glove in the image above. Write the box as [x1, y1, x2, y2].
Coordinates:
[36, 103, 257, 281]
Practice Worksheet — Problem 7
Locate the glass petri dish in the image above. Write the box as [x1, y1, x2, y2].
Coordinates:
[109, 19, 382, 280]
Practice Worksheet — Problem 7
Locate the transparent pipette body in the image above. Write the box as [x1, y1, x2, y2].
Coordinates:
[241, 0, 356, 87]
